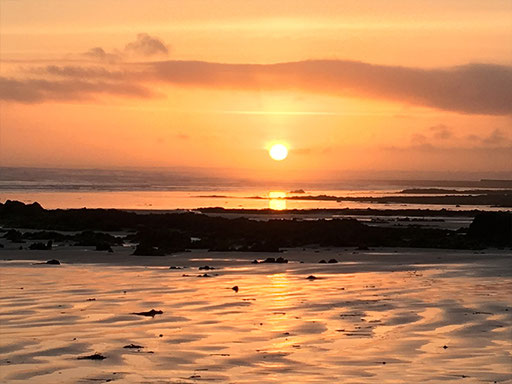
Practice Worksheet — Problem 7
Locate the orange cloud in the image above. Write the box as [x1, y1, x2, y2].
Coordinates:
[124, 33, 169, 57]
[2, 59, 511, 115]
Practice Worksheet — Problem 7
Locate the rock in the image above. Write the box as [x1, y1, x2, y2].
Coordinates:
[133, 243, 165, 256]
[251, 259, 259, 264]
[443, 345, 448, 349]
[232, 286, 239, 293]
[131, 309, 163, 317]
[0, 200, 44, 216]
[169, 266, 182, 269]
[468, 212, 512, 246]
[262, 257, 288, 263]
[328, 258, 338, 263]
[123, 344, 144, 349]
[95, 242, 113, 252]
[4, 229, 24, 243]
[199, 265, 215, 270]
[198, 273, 211, 277]
[319, 259, 326, 263]
[77, 353, 106, 360]
[46, 259, 60, 265]
[306, 275, 318, 280]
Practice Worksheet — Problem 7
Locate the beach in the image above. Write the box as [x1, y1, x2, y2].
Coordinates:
[1, 246, 511, 383]
[3, 0, 512, 382]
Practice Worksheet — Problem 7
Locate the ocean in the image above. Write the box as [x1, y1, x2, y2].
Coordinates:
[0, 167, 510, 211]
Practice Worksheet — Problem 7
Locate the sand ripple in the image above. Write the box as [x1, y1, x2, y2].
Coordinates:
[0, 252, 511, 383]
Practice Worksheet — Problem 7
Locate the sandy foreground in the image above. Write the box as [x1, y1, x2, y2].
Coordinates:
[0, 247, 511, 383]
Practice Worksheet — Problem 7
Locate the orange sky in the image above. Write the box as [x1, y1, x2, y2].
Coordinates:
[1, 0, 511, 180]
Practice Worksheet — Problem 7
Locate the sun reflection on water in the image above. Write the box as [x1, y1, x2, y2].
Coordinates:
[268, 191, 286, 210]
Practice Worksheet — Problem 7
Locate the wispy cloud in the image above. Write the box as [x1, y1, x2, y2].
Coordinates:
[82, 33, 169, 62]
[0, 77, 154, 103]
[124, 33, 169, 57]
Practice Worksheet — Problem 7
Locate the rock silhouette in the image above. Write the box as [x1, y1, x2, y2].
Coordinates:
[2, 201, 511, 250]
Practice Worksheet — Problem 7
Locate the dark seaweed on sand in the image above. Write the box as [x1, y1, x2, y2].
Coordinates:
[131, 309, 163, 317]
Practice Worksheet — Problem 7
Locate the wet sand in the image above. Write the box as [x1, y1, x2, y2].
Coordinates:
[1, 247, 511, 383]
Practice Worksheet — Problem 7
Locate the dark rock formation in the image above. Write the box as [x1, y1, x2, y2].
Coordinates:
[1, 201, 510, 251]
[4, 229, 23, 243]
[262, 257, 288, 263]
[95, 242, 113, 252]
[467, 212, 512, 246]
[133, 244, 165, 256]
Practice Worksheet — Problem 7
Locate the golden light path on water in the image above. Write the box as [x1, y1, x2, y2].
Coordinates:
[268, 191, 287, 210]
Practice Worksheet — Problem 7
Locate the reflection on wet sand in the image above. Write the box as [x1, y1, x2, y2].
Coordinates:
[0, 250, 511, 383]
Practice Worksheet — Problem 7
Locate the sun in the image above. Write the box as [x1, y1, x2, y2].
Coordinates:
[269, 144, 288, 161]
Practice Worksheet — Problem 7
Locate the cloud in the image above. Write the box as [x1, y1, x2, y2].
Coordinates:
[124, 33, 169, 57]
[391, 143, 512, 158]
[35, 65, 125, 80]
[83, 33, 169, 62]
[83, 47, 121, 62]
[0, 77, 154, 103]
[480, 128, 510, 146]
[145, 60, 512, 115]
[410, 133, 428, 145]
[3, 59, 512, 115]
[429, 124, 452, 139]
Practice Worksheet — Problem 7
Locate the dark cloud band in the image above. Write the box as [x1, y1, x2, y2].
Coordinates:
[2, 59, 511, 115]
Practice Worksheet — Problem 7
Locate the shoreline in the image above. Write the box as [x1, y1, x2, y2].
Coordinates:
[2, 246, 511, 274]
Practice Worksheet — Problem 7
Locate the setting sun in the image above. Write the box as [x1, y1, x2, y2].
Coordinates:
[269, 144, 288, 161]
